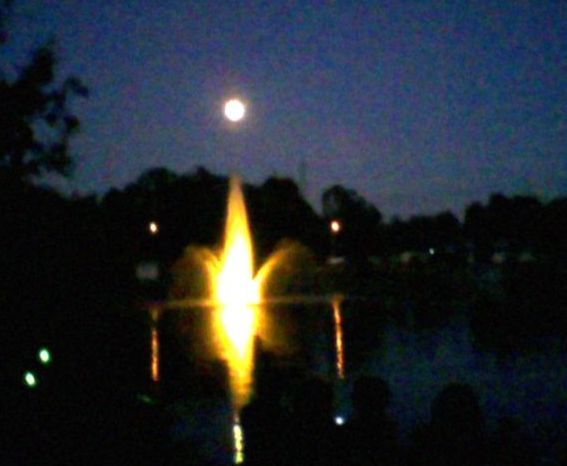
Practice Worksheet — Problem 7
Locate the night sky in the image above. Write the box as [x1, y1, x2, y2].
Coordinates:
[3, 0, 566, 218]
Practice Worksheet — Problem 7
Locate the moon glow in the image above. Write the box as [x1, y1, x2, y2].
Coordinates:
[224, 99, 246, 122]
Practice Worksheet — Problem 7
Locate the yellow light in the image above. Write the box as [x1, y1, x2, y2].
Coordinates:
[213, 176, 260, 409]
[233, 419, 245, 464]
[171, 176, 299, 410]
[149, 307, 160, 382]
[149, 221, 159, 235]
[330, 220, 341, 234]
[224, 99, 246, 122]
[151, 329, 160, 382]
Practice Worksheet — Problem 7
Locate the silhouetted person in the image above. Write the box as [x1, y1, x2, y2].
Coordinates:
[240, 347, 288, 466]
[560, 445, 567, 466]
[343, 376, 399, 466]
[408, 383, 488, 466]
[490, 417, 536, 466]
[285, 377, 340, 466]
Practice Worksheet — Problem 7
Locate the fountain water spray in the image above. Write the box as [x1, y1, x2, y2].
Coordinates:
[212, 176, 261, 409]
[151, 175, 350, 464]
[168, 176, 346, 408]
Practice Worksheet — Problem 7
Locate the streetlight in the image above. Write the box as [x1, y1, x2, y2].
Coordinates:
[148, 221, 159, 236]
[329, 219, 342, 261]
[330, 220, 341, 234]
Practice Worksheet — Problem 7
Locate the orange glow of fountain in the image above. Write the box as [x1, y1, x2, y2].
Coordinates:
[170, 175, 288, 409]
[158, 175, 341, 463]
[170, 176, 318, 410]
[212, 176, 261, 409]
[332, 296, 346, 380]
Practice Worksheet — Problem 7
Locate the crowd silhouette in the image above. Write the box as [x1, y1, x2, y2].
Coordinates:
[238, 351, 551, 466]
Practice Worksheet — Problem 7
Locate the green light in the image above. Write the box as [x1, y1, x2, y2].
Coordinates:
[38, 348, 51, 365]
[24, 371, 37, 388]
[136, 393, 156, 405]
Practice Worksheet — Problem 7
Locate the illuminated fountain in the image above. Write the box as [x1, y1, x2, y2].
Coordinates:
[208, 175, 262, 410]
[168, 176, 316, 409]
[155, 175, 346, 463]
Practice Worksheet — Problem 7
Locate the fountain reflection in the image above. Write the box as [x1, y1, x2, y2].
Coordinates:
[216, 302, 256, 410]
[171, 177, 287, 409]
[169, 176, 332, 463]
[232, 416, 245, 464]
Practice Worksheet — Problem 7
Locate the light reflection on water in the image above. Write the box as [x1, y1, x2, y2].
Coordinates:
[217, 298, 347, 464]
[332, 297, 346, 380]
[232, 417, 245, 464]
[153, 298, 566, 464]
[153, 297, 350, 464]
[215, 302, 257, 411]
[150, 307, 160, 383]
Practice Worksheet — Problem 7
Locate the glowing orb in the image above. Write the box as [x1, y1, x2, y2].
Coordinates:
[330, 220, 341, 234]
[149, 221, 159, 235]
[38, 348, 51, 365]
[24, 371, 37, 387]
[224, 99, 246, 122]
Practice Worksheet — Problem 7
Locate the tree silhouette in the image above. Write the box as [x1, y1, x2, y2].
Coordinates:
[0, 1, 12, 32]
[0, 8, 87, 182]
[464, 193, 547, 261]
[322, 184, 383, 259]
[250, 176, 326, 258]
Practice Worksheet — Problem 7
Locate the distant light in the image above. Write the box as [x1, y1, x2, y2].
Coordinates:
[136, 393, 155, 405]
[135, 261, 160, 281]
[224, 99, 246, 122]
[233, 421, 245, 464]
[334, 416, 345, 426]
[24, 371, 37, 388]
[38, 348, 51, 365]
[429, 248, 435, 255]
[330, 220, 341, 234]
[149, 221, 159, 235]
[151, 327, 160, 383]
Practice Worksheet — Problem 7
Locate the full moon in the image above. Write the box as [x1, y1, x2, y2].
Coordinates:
[224, 99, 246, 122]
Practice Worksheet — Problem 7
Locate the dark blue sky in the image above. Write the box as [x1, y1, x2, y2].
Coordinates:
[4, 0, 566, 218]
